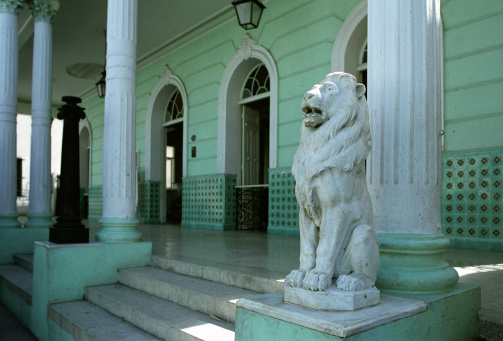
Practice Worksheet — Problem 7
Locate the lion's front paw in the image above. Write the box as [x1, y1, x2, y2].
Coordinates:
[335, 273, 374, 291]
[285, 269, 307, 288]
[302, 271, 332, 291]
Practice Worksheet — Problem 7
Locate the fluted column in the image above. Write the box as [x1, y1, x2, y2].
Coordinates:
[368, 0, 458, 293]
[25, 0, 59, 228]
[0, 1, 23, 228]
[95, 0, 141, 242]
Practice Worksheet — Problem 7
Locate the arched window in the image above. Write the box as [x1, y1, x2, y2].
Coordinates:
[165, 89, 184, 121]
[242, 64, 270, 100]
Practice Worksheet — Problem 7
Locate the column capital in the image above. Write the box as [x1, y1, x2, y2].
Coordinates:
[27, 0, 58, 22]
[0, 0, 23, 15]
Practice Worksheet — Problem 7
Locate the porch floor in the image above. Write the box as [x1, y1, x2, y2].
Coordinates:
[85, 221, 503, 331]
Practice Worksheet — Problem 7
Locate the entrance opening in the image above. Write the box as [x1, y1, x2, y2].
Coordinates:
[164, 90, 184, 222]
[236, 63, 270, 230]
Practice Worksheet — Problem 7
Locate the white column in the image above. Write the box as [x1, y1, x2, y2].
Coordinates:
[367, 0, 457, 293]
[25, 0, 59, 228]
[96, 0, 141, 242]
[0, 1, 22, 228]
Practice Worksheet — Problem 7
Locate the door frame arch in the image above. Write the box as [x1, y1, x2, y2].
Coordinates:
[217, 34, 278, 175]
[331, 0, 368, 73]
[145, 66, 187, 223]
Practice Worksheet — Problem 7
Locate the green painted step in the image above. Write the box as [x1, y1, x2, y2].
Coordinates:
[13, 253, 34, 273]
[85, 284, 235, 341]
[49, 300, 161, 341]
[0, 264, 32, 305]
[150, 255, 284, 294]
[120, 266, 259, 323]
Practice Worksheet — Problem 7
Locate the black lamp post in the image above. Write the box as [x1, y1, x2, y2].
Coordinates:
[232, 0, 265, 30]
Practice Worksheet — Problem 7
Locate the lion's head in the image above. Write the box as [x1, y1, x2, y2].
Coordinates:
[294, 72, 370, 175]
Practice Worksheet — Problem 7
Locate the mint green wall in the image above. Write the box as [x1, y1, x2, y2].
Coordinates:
[441, 0, 503, 152]
[82, 0, 503, 184]
[82, 0, 361, 184]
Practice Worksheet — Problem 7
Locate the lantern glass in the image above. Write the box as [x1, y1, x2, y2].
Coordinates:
[95, 71, 106, 98]
[232, 0, 265, 30]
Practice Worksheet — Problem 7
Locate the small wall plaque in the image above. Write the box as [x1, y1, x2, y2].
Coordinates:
[191, 146, 196, 158]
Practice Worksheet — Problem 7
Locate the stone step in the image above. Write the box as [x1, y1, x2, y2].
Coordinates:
[85, 283, 235, 341]
[13, 253, 34, 273]
[120, 266, 258, 323]
[0, 264, 33, 305]
[49, 300, 161, 341]
[150, 255, 284, 294]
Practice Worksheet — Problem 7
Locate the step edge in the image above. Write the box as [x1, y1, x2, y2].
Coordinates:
[150, 256, 284, 293]
[119, 270, 238, 323]
[85, 284, 235, 341]
[0, 264, 33, 305]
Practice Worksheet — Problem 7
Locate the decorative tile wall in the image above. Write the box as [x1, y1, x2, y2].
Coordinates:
[268, 168, 300, 236]
[138, 181, 160, 224]
[182, 174, 236, 230]
[87, 185, 103, 221]
[442, 149, 503, 251]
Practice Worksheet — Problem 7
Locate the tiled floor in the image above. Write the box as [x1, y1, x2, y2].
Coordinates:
[87, 221, 503, 326]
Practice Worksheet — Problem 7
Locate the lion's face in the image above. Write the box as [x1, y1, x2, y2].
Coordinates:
[301, 74, 364, 129]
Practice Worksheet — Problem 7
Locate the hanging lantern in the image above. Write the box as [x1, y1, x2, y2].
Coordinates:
[232, 0, 265, 30]
[95, 71, 106, 98]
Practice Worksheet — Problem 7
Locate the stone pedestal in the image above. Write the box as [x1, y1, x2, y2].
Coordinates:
[50, 97, 89, 244]
[236, 285, 480, 340]
[284, 286, 380, 311]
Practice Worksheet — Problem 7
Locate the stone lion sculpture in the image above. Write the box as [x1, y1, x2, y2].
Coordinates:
[285, 72, 379, 292]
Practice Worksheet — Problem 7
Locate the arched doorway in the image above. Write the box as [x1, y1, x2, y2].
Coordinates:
[145, 67, 187, 224]
[218, 34, 278, 178]
[218, 35, 277, 230]
[163, 89, 184, 222]
[239, 63, 270, 186]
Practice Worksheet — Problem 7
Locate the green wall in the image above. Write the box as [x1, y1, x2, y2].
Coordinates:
[441, 0, 503, 152]
[82, 0, 361, 183]
[82, 0, 503, 184]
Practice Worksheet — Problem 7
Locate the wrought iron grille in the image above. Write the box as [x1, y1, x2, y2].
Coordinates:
[235, 185, 269, 230]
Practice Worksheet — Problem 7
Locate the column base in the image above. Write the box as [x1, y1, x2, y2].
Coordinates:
[95, 217, 142, 243]
[24, 213, 53, 228]
[0, 213, 21, 228]
[376, 233, 459, 294]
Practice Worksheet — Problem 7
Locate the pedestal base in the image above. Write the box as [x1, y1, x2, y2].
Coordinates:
[49, 227, 89, 244]
[284, 285, 380, 311]
[236, 284, 480, 340]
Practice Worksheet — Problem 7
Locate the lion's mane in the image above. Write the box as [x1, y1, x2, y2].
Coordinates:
[292, 73, 371, 224]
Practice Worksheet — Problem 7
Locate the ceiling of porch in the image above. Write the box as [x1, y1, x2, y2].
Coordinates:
[16, 0, 233, 115]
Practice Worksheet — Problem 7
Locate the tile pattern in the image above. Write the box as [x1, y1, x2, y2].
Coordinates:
[182, 174, 236, 229]
[138, 181, 160, 224]
[268, 168, 299, 233]
[442, 149, 503, 251]
[88, 185, 103, 221]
